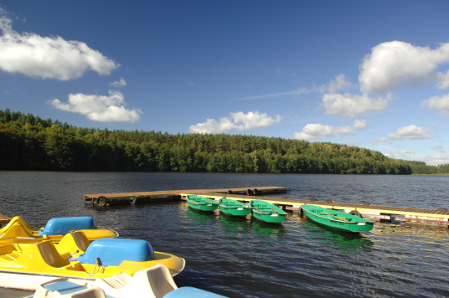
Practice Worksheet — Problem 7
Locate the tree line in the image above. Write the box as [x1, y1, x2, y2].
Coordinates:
[1, 109, 446, 174]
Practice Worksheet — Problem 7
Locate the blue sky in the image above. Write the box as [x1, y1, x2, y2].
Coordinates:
[1, 1, 449, 165]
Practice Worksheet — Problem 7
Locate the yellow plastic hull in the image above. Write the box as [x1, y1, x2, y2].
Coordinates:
[0, 232, 185, 290]
[0, 216, 118, 241]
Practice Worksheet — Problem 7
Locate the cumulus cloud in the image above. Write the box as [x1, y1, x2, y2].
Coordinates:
[322, 92, 391, 117]
[371, 137, 387, 144]
[109, 78, 127, 87]
[432, 145, 445, 153]
[424, 155, 449, 165]
[437, 71, 449, 89]
[50, 90, 141, 123]
[189, 111, 281, 134]
[0, 13, 118, 80]
[359, 41, 449, 94]
[320, 74, 351, 94]
[352, 119, 367, 130]
[294, 119, 368, 141]
[397, 150, 415, 154]
[294, 124, 356, 141]
[372, 125, 433, 143]
[422, 93, 449, 118]
[388, 125, 433, 140]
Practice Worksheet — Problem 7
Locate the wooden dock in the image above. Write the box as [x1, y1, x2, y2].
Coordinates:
[83, 186, 449, 227]
[83, 186, 290, 206]
[0, 214, 10, 226]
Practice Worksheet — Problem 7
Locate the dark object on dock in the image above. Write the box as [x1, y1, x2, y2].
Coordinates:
[83, 186, 290, 207]
[246, 188, 259, 196]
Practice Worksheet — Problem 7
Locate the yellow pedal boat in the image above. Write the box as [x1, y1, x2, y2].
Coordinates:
[27, 264, 227, 298]
[0, 216, 118, 241]
[0, 231, 185, 290]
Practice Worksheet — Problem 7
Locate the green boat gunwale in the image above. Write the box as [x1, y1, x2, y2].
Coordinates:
[219, 198, 251, 217]
[301, 204, 374, 233]
[249, 200, 287, 224]
[307, 213, 373, 225]
[186, 195, 219, 212]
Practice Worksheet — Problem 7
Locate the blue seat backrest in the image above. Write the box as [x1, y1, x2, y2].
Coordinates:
[38, 217, 97, 236]
[77, 238, 155, 266]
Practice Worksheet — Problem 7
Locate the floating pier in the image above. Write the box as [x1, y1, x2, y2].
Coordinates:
[0, 214, 10, 226]
[83, 186, 290, 207]
[83, 186, 449, 227]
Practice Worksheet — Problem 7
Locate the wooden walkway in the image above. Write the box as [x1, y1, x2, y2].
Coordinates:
[83, 186, 290, 206]
[0, 214, 10, 225]
[83, 186, 449, 226]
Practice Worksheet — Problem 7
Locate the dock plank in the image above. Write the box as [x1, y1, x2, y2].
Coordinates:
[83, 186, 449, 226]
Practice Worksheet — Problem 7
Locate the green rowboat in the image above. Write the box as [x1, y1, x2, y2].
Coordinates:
[219, 198, 250, 217]
[249, 200, 287, 224]
[186, 195, 219, 212]
[301, 205, 374, 233]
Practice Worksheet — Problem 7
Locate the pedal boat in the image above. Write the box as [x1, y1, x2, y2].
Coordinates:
[186, 195, 219, 212]
[0, 231, 185, 290]
[301, 204, 374, 233]
[249, 200, 287, 224]
[219, 198, 250, 217]
[28, 264, 227, 298]
[0, 216, 118, 242]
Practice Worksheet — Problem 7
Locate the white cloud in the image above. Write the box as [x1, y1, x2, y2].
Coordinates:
[189, 111, 281, 134]
[0, 14, 118, 80]
[109, 78, 127, 87]
[387, 125, 433, 140]
[437, 71, 449, 89]
[236, 88, 307, 101]
[371, 137, 387, 144]
[359, 41, 449, 94]
[50, 90, 141, 123]
[397, 150, 415, 154]
[322, 92, 390, 117]
[322, 74, 351, 94]
[423, 155, 449, 166]
[293, 119, 368, 141]
[422, 93, 449, 118]
[432, 145, 445, 153]
[294, 124, 356, 141]
[352, 119, 367, 130]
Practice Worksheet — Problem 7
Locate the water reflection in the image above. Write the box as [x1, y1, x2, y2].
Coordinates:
[219, 214, 251, 232]
[186, 207, 219, 221]
[251, 220, 286, 237]
[302, 219, 373, 250]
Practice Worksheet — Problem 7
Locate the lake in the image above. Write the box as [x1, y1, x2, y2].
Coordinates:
[1, 172, 449, 297]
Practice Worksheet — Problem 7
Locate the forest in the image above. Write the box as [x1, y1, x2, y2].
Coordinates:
[1, 109, 447, 174]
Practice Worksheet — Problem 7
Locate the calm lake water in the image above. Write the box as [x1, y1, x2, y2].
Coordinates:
[1, 172, 449, 298]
